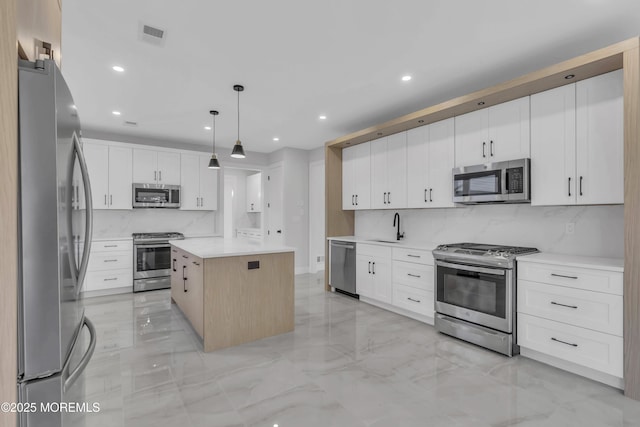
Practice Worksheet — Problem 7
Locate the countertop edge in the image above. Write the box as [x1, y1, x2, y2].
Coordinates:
[516, 252, 624, 272]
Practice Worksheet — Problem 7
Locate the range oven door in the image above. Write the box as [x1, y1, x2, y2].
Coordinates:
[134, 243, 172, 279]
[435, 260, 513, 333]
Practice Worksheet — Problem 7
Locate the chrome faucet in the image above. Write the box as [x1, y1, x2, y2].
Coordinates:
[393, 212, 404, 241]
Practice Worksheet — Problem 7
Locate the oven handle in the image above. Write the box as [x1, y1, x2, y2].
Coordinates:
[134, 243, 171, 249]
[435, 260, 505, 276]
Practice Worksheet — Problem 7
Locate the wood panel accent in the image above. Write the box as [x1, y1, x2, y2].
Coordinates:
[324, 145, 354, 290]
[17, 0, 61, 66]
[0, 0, 18, 423]
[327, 38, 638, 149]
[624, 46, 640, 400]
[203, 252, 294, 352]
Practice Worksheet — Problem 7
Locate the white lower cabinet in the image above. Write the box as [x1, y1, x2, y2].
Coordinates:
[516, 256, 623, 384]
[391, 248, 434, 320]
[356, 244, 392, 303]
[83, 239, 133, 294]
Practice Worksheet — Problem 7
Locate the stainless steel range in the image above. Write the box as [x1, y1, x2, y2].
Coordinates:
[432, 243, 539, 356]
[133, 232, 185, 292]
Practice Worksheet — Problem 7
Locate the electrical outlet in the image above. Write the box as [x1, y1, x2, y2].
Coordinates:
[565, 223, 575, 235]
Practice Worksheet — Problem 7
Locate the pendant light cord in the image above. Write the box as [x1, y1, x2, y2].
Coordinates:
[237, 89, 240, 142]
[213, 113, 216, 153]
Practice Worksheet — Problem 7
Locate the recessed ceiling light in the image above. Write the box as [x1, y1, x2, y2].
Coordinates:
[112, 65, 125, 72]
[204, 126, 212, 130]
[565, 74, 575, 79]
[273, 137, 279, 141]
[319, 115, 327, 120]
[401, 75, 412, 82]
[477, 101, 485, 106]
[112, 111, 121, 116]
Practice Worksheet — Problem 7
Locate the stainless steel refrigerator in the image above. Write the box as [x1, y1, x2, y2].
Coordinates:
[18, 59, 96, 427]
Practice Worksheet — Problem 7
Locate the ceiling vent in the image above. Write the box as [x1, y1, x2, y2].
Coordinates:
[139, 22, 166, 46]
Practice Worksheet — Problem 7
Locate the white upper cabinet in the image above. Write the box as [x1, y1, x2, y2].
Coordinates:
[531, 70, 623, 206]
[342, 142, 371, 210]
[180, 153, 218, 211]
[371, 133, 407, 209]
[576, 70, 624, 205]
[246, 172, 262, 212]
[455, 96, 530, 167]
[133, 149, 180, 185]
[407, 118, 455, 208]
[531, 84, 577, 206]
[83, 141, 132, 210]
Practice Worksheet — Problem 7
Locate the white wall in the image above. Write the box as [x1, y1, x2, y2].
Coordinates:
[355, 204, 624, 258]
[223, 168, 261, 237]
[92, 209, 216, 238]
[308, 159, 325, 272]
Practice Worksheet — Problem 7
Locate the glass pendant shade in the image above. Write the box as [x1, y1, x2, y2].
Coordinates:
[231, 140, 246, 159]
[208, 153, 220, 169]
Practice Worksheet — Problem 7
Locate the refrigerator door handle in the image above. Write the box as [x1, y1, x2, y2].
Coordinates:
[73, 132, 93, 296]
[63, 316, 96, 393]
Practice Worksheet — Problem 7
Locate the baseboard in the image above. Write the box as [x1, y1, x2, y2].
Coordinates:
[295, 266, 309, 275]
[520, 347, 624, 390]
[359, 296, 434, 326]
[81, 286, 131, 298]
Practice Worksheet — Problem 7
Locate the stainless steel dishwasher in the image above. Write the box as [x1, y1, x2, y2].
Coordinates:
[329, 240, 357, 296]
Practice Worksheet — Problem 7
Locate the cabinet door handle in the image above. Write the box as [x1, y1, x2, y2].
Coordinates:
[482, 142, 486, 158]
[192, 261, 200, 266]
[183, 265, 188, 292]
[383, 192, 387, 204]
[490, 140, 494, 157]
[352, 195, 355, 206]
[407, 297, 421, 303]
[110, 195, 113, 205]
[182, 255, 189, 259]
[568, 177, 571, 197]
[551, 273, 578, 280]
[550, 301, 578, 309]
[355, 195, 358, 205]
[579, 176, 583, 196]
[200, 197, 203, 207]
[154, 171, 157, 181]
[388, 192, 391, 204]
[551, 337, 578, 347]
[429, 188, 433, 202]
[104, 194, 107, 206]
[172, 259, 176, 272]
[368, 261, 371, 274]
[407, 273, 421, 278]
[424, 189, 427, 203]
[372, 262, 376, 275]
[159, 170, 162, 181]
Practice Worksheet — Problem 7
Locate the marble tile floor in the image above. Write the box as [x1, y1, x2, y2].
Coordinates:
[82, 273, 640, 427]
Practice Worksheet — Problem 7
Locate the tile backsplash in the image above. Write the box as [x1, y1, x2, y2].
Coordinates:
[92, 209, 216, 238]
[355, 204, 623, 258]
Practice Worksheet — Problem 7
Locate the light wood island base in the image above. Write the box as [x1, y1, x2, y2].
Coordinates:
[170, 240, 294, 352]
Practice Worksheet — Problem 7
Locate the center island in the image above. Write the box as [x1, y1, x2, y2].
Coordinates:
[168, 237, 295, 352]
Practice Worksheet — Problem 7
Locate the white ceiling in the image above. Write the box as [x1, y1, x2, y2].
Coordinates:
[62, 0, 640, 154]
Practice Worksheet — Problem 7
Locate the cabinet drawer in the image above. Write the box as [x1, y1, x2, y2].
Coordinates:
[393, 261, 433, 291]
[91, 240, 132, 253]
[84, 269, 132, 292]
[518, 313, 622, 377]
[518, 261, 622, 295]
[87, 251, 132, 271]
[357, 243, 392, 258]
[518, 280, 622, 336]
[392, 284, 434, 317]
[392, 247, 433, 265]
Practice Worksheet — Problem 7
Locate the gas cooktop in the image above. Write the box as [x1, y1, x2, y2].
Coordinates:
[132, 232, 184, 242]
[433, 242, 539, 268]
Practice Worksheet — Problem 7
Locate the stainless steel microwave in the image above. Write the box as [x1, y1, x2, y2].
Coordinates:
[452, 158, 530, 204]
[132, 183, 181, 208]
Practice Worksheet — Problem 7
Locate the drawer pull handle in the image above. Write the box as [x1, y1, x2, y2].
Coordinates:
[551, 337, 578, 347]
[407, 254, 421, 258]
[192, 261, 200, 266]
[407, 297, 421, 303]
[551, 273, 578, 280]
[550, 301, 578, 309]
[182, 255, 189, 259]
[103, 244, 117, 248]
[103, 259, 118, 263]
[103, 278, 118, 281]
[407, 273, 421, 278]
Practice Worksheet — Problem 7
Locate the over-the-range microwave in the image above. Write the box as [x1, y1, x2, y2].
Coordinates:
[132, 183, 181, 208]
[452, 158, 530, 204]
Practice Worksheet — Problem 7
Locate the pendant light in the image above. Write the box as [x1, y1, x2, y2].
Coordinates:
[231, 84, 246, 159]
[207, 110, 221, 169]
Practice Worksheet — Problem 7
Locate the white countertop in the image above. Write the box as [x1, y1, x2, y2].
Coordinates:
[169, 237, 294, 259]
[328, 236, 440, 252]
[516, 252, 624, 272]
